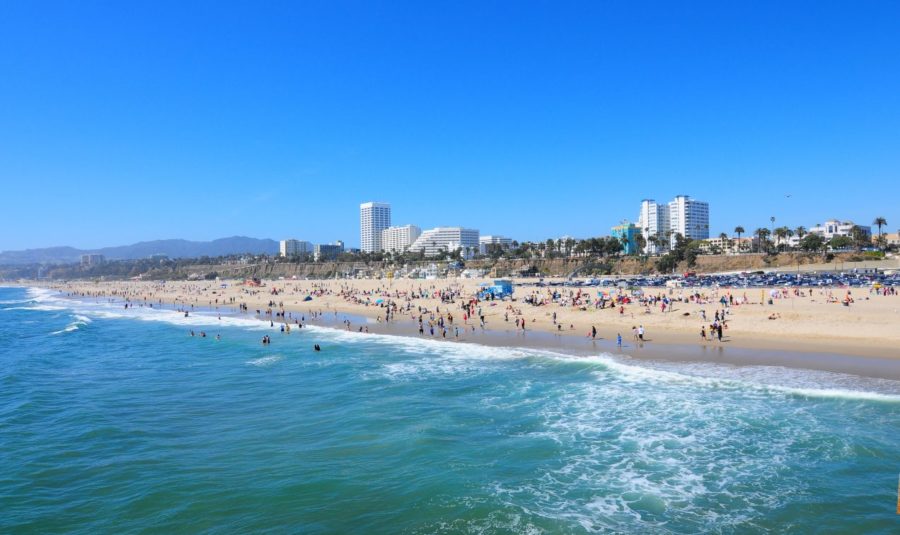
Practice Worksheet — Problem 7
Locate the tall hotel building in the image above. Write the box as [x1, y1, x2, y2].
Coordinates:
[638, 199, 670, 255]
[668, 195, 709, 245]
[637, 195, 709, 254]
[359, 202, 391, 253]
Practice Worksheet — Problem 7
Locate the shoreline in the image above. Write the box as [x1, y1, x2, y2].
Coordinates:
[17, 283, 900, 382]
[301, 306, 900, 382]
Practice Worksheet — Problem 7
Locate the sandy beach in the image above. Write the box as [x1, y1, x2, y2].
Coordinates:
[26, 277, 900, 375]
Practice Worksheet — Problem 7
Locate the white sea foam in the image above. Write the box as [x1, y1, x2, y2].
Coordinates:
[26, 287, 59, 302]
[1, 304, 67, 312]
[579, 353, 900, 403]
[49, 313, 93, 335]
[327, 327, 900, 402]
[24, 288, 271, 331]
[487, 371, 818, 531]
[51, 324, 81, 335]
[246, 355, 283, 367]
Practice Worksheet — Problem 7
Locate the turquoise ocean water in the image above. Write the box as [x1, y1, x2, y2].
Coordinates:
[1, 286, 899, 533]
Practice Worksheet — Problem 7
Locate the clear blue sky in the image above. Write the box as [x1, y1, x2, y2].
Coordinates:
[2, 1, 899, 250]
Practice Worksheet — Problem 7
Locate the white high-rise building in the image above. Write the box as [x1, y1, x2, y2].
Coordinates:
[280, 239, 313, 257]
[637, 199, 670, 254]
[667, 195, 709, 247]
[636, 196, 709, 253]
[381, 225, 422, 253]
[409, 227, 480, 257]
[360, 202, 391, 253]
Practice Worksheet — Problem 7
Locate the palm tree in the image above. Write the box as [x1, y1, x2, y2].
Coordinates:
[755, 228, 770, 253]
[663, 230, 674, 252]
[635, 233, 647, 256]
[873, 217, 887, 250]
[795, 226, 807, 241]
[733, 226, 745, 253]
[773, 227, 787, 250]
[772, 226, 793, 251]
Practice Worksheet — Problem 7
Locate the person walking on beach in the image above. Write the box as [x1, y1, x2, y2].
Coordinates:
[617, 333, 622, 347]
[591, 325, 597, 340]
[638, 325, 645, 342]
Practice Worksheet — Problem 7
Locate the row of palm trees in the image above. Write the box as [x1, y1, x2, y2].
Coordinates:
[730, 217, 890, 254]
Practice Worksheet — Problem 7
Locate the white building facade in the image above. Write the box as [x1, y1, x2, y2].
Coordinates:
[479, 235, 513, 254]
[637, 199, 670, 254]
[809, 219, 871, 241]
[381, 225, 422, 253]
[279, 239, 313, 257]
[636, 196, 709, 254]
[409, 227, 480, 257]
[360, 202, 391, 253]
[667, 195, 709, 247]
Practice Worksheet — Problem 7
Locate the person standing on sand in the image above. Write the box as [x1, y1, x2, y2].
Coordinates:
[632, 326, 638, 341]
[591, 325, 597, 339]
[638, 325, 645, 341]
[701, 326, 707, 341]
[617, 333, 622, 347]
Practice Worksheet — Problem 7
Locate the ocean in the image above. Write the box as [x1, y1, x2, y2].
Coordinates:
[1, 286, 898, 533]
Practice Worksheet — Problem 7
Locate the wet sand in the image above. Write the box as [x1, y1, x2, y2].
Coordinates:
[304, 308, 900, 382]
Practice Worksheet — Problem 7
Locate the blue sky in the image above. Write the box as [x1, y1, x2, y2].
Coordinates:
[1, 1, 899, 250]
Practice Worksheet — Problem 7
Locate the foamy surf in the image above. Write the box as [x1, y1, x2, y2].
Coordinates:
[246, 355, 284, 367]
[579, 353, 900, 403]
[318, 326, 900, 402]
[50, 313, 93, 335]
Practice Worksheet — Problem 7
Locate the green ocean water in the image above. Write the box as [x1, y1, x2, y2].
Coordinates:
[1, 286, 899, 534]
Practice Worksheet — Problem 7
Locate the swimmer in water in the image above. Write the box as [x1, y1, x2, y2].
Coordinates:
[314, 344, 321, 351]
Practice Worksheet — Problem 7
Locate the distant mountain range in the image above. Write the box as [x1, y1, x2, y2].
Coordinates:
[0, 236, 280, 265]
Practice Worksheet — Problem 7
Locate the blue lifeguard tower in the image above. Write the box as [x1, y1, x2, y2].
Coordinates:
[479, 279, 514, 300]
